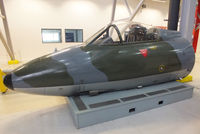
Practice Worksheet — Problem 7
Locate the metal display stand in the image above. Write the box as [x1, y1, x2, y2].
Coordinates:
[68, 81, 193, 128]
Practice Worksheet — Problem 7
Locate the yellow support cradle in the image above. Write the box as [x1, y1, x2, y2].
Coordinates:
[0, 69, 7, 93]
[177, 75, 193, 83]
[8, 60, 19, 65]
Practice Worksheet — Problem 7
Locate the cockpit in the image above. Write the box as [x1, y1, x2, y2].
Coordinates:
[124, 24, 160, 42]
[85, 22, 161, 46]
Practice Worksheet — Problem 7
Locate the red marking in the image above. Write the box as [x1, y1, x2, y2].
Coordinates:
[155, 26, 167, 30]
[140, 49, 148, 57]
[193, 0, 200, 53]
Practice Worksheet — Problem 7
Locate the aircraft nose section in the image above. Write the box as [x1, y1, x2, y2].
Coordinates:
[3, 74, 13, 90]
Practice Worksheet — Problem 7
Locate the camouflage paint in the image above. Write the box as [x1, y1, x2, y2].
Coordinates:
[51, 47, 108, 84]
[3, 27, 195, 96]
[81, 41, 181, 81]
[13, 56, 74, 87]
[11, 40, 184, 89]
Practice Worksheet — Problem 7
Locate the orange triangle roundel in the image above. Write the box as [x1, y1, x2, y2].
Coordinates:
[139, 49, 148, 57]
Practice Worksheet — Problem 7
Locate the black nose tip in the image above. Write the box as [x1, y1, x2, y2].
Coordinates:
[3, 74, 13, 90]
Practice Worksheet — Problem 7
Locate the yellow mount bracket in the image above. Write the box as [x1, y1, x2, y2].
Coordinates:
[0, 69, 7, 93]
[8, 60, 19, 65]
[177, 75, 193, 83]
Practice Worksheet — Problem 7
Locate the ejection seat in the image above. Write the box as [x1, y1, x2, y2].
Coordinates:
[125, 24, 147, 43]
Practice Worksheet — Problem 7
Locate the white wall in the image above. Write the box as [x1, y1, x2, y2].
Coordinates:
[0, 0, 169, 65]
[134, 0, 169, 26]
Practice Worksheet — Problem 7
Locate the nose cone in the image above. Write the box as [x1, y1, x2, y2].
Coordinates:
[3, 74, 13, 90]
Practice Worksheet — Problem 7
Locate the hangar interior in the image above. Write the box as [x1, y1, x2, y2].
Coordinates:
[0, 0, 200, 133]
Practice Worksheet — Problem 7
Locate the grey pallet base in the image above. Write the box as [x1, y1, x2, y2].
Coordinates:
[68, 81, 193, 128]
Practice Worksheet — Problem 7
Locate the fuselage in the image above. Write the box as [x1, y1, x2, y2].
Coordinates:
[3, 28, 195, 96]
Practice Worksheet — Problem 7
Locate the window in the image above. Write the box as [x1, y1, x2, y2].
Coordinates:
[65, 29, 83, 42]
[41, 29, 62, 43]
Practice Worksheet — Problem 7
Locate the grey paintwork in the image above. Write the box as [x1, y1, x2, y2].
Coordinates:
[12, 72, 32, 88]
[160, 29, 195, 74]
[52, 46, 108, 84]
[14, 69, 187, 96]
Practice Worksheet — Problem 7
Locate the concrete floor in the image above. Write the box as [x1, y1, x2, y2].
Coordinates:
[0, 61, 200, 134]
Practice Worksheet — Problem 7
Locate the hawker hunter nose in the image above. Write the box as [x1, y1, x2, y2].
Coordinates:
[3, 23, 195, 96]
[3, 74, 13, 90]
